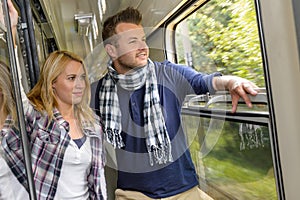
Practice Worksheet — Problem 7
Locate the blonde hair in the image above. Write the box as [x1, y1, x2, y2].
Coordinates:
[0, 62, 17, 125]
[27, 50, 95, 125]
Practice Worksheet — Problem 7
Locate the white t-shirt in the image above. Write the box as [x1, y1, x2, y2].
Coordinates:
[54, 136, 92, 199]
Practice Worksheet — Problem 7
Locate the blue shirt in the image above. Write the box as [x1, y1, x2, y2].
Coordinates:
[91, 60, 220, 198]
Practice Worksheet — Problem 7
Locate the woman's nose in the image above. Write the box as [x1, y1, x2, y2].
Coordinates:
[75, 78, 85, 88]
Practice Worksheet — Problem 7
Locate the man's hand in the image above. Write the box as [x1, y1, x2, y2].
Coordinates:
[213, 75, 258, 113]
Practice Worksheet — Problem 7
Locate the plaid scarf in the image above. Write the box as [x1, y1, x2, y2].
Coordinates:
[98, 59, 173, 166]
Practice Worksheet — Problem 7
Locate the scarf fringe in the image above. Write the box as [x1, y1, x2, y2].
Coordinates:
[148, 139, 173, 166]
[105, 128, 124, 149]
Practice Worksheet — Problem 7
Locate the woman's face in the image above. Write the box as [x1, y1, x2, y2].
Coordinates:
[52, 60, 86, 107]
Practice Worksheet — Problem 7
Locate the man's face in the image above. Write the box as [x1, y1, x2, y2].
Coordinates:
[110, 23, 149, 74]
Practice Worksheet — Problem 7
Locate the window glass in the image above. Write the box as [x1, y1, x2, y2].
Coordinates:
[176, 0, 278, 199]
[176, 0, 264, 87]
[181, 114, 277, 199]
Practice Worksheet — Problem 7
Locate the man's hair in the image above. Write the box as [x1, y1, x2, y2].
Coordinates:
[102, 7, 142, 46]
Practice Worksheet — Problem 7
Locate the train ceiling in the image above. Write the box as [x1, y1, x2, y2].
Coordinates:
[30, 0, 186, 58]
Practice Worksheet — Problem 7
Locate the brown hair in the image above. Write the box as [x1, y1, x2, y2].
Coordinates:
[102, 7, 142, 46]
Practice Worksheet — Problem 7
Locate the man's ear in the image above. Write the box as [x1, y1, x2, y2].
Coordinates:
[105, 44, 117, 59]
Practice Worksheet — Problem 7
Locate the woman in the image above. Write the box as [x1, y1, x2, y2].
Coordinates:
[20, 50, 107, 199]
[0, 62, 29, 199]
[8, 1, 106, 198]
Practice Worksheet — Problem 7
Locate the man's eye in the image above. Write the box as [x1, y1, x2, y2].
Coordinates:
[129, 40, 137, 44]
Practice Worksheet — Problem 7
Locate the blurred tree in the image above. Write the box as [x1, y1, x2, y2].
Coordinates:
[176, 0, 265, 87]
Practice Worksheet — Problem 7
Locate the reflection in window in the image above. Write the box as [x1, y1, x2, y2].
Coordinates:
[182, 116, 277, 199]
[239, 123, 266, 151]
[0, 62, 29, 199]
[0, 2, 29, 198]
[176, 0, 277, 198]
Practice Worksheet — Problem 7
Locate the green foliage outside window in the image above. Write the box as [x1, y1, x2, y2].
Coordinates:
[176, 0, 265, 87]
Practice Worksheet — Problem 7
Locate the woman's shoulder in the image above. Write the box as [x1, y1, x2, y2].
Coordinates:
[82, 113, 102, 131]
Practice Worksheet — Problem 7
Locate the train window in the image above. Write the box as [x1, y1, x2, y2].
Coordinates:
[181, 91, 278, 199]
[174, 0, 280, 199]
[175, 0, 264, 87]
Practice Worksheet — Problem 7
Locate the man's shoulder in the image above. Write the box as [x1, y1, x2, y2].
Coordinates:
[152, 60, 178, 74]
[153, 60, 174, 67]
[90, 78, 104, 108]
[153, 60, 189, 70]
[91, 74, 107, 91]
[153, 60, 191, 76]
[91, 80, 101, 95]
[91, 79, 101, 89]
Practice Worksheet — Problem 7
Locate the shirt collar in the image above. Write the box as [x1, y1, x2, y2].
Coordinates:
[53, 108, 100, 138]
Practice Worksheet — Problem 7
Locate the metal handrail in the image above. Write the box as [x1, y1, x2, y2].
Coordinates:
[2, 0, 36, 199]
[182, 89, 269, 125]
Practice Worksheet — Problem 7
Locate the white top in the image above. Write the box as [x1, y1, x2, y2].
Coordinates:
[54, 135, 92, 200]
[0, 155, 29, 200]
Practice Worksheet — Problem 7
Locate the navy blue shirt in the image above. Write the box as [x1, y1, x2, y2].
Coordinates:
[91, 60, 220, 198]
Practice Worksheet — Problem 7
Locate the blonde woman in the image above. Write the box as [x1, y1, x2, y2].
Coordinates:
[19, 50, 107, 199]
[0, 62, 29, 199]
[8, 1, 106, 198]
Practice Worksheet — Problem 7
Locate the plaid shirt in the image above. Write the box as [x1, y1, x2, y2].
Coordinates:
[21, 89, 106, 199]
[0, 116, 29, 191]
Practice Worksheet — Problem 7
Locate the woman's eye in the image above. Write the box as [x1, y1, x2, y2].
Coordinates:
[68, 76, 76, 80]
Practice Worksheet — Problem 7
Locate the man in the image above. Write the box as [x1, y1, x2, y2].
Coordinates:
[91, 7, 258, 200]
